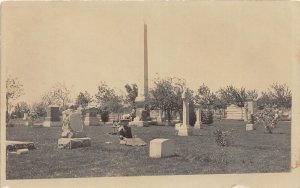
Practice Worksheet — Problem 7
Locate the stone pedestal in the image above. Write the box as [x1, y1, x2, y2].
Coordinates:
[84, 107, 99, 126]
[43, 105, 62, 127]
[23, 113, 28, 120]
[58, 138, 91, 149]
[149, 139, 175, 158]
[177, 125, 193, 136]
[246, 124, 255, 131]
[194, 108, 201, 129]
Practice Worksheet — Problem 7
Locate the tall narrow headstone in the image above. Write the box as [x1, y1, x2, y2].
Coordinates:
[177, 91, 193, 136]
[194, 107, 201, 129]
[43, 105, 62, 127]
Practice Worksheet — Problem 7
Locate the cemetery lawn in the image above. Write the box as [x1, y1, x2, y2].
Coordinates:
[6, 120, 291, 179]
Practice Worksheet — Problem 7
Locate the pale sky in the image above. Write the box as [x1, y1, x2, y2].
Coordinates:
[2, 2, 296, 104]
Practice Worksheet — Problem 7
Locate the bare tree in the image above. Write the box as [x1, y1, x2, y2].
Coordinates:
[6, 75, 24, 122]
[42, 82, 72, 109]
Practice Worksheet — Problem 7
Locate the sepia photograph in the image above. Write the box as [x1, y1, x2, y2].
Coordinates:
[1, 1, 299, 188]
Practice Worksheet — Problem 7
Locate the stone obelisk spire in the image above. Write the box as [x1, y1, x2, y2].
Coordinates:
[144, 23, 149, 101]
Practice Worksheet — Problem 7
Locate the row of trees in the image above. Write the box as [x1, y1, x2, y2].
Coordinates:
[6, 75, 292, 122]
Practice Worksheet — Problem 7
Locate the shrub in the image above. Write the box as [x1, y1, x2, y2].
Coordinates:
[101, 110, 110, 123]
[201, 110, 213, 124]
[214, 128, 232, 147]
[254, 106, 279, 133]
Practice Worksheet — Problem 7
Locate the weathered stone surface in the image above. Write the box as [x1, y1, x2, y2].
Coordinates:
[16, 148, 29, 155]
[246, 124, 255, 131]
[120, 138, 147, 146]
[61, 109, 87, 138]
[58, 138, 91, 149]
[194, 108, 201, 129]
[43, 105, 61, 127]
[149, 139, 175, 158]
[6, 141, 36, 152]
[23, 113, 28, 120]
[84, 107, 99, 126]
[177, 125, 193, 136]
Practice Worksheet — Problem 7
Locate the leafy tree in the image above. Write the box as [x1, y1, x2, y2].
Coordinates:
[149, 76, 194, 122]
[95, 82, 123, 114]
[12, 101, 30, 118]
[195, 84, 217, 109]
[42, 82, 72, 108]
[32, 102, 47, 117]
[76, 91, 92, 108]
[6, 75, 24, 122]
[149, 77, 181, 122]
[124, 83, 138, 110]
[254, 106, 280, 133]
[257, 83, 291, 108]
[217, 86, 257, 108]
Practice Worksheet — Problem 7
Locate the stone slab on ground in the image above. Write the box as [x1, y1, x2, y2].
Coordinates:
[16, 148, 29, 155]
[58, 137, 91, 149]
[120, 138, 147, 146]
[128, 121, 149, 127]
[149, 138, 175, 158]
[246, 124, 255, 131]
[43, 121, 62, 127]
[6, 141, 36, 152]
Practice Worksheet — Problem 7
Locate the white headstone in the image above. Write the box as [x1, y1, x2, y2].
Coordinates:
[149, 139, 175, 158]
[194, 108, 201, 129]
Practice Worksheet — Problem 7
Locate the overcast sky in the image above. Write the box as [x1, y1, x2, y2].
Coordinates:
[3, 2, 296, 104]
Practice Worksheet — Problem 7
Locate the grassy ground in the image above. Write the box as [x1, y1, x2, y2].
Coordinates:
[6, 119, 291, 179]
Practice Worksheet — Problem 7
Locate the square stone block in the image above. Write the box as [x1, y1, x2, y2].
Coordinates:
[246, 124, 255, 131]
[149, 139, 175, 158]
[58, 137, 91, 149]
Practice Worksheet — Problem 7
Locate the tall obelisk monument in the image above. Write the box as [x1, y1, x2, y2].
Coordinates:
[130, 24, 150, 126]
[143, 23, 149, 102]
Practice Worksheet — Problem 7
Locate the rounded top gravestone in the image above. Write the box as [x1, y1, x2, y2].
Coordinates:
[61, 109, 86, 138]
[69, 112, 84, 132]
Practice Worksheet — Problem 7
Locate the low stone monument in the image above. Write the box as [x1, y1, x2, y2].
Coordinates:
[23, 113, 28, 120]
[149, 139, 175, 158]
[156, 110, 164, 125]
[246, 114, 255, 131]
[194, 107, 202, 129]
[177, 91, 193, 136]
[84, 106, 99, 126]
[6, 140, 36, 152]
[58, 109, 91, 149]
[129, 110, 149, 127]
[43, 105, 62, 127]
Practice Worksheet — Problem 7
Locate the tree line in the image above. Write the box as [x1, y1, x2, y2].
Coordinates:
[6, 75, 292, 122]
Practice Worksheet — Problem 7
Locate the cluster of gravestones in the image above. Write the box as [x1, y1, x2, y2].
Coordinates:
[10, 94, 258, 157]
